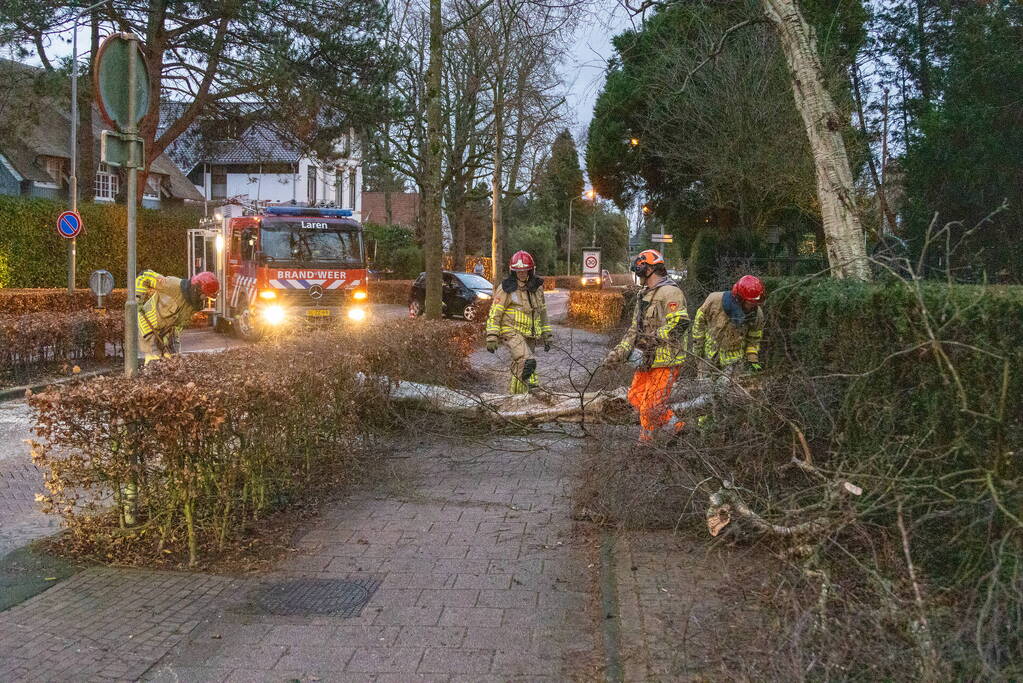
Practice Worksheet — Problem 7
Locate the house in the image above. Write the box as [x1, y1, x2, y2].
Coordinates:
[360, 191, 420, 228]
[161, 104, 363, 220]
[0, 60, 203, 208]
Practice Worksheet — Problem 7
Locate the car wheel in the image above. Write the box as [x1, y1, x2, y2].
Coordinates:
[233, 305, 263, 342]
[462, 302, 479, 322]
[409, 299, 424, 318]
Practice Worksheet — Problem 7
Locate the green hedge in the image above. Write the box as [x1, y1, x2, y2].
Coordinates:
[762, 278, 1022, 589]
[0, 196, 200, 289]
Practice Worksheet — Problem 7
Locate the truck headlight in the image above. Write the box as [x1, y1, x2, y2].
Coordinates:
[347, 307, 366, 322]
[259, 289, 277, 300]
[262, 305, 286, 325]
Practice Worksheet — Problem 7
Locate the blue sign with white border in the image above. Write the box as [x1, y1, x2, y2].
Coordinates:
[57, 210, 83, 239]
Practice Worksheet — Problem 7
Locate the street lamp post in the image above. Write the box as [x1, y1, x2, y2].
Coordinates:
[586, 189, 597, 246]
[68, 0, 110, 294]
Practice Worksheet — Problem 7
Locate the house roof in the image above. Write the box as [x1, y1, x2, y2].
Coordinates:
[0, 59, 203, 201]
[159, 101, 303, 172]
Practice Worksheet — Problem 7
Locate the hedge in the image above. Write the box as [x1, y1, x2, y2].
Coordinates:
[748, 277, 1023, 676]
[1, 310, 123, 378]
[567, 289, 627, 331]
[0, 196, 201, 289]
[0, 288, 128, 315]
[369, 280, 412, 305]
[28, 320, 479, 566]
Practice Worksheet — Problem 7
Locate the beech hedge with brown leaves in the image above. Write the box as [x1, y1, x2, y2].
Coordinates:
[28, 320, 479, 567]
[1, 310, 124, 377]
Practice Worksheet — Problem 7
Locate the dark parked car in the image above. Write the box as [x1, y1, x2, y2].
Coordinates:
[408, 271, 494, 321]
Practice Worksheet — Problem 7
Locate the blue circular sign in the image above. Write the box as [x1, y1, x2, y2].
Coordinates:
[57, 210, 83, 239]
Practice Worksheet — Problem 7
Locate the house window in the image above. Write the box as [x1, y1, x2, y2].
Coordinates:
[211, 170, 227, 199]
[143, 175, 161, 200]
[44, 157, 67, 186]
[348, 169, 356, 209]
[94, 163, 119, 201]
[307, 165, 317, 204]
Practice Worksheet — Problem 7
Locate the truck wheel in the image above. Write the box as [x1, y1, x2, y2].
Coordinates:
[234, 305, 263, 342]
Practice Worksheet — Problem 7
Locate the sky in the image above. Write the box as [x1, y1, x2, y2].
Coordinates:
[562, 3, 639, 138]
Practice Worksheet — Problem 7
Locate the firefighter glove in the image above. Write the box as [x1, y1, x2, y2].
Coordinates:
[486, 338, 499, 353]
[749, 361, 763, 373]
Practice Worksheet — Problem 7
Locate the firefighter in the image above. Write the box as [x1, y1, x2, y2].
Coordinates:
[691, 274, 765, 376]
[604, 249, 689, 444]
[135, 270, 220, 365]
[485, 251, 553, 393]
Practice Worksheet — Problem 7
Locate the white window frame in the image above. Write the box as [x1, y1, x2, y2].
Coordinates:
[94, 163, 119, 202]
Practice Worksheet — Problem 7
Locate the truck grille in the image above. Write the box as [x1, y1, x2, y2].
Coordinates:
[276, 288, 350, 307]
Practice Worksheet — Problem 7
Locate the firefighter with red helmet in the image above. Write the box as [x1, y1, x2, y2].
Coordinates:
[485, 250, 553, 393]
[604, 249, 690, 443]
[135, 270, 220, 365]
[691, 274, 766, 375]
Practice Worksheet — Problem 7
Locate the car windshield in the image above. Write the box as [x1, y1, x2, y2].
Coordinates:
[455, 273, 493, 289]
[261, 222, 362, 265]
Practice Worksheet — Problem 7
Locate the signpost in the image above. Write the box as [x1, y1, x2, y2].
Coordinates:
[89, 269, 114, 309]
[651, 233, 673, 244]
[56, 210, 83, 239]
[94, 33, 150, 376]
[582, 248, 601, 280]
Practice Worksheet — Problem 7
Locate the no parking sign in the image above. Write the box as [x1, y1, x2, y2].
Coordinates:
[57, 210, 83, 239]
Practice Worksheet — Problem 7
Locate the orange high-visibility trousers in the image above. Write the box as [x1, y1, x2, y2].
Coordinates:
[627, 366, 681, 441]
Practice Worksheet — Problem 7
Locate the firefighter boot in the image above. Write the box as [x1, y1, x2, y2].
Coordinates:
[522, 359, 538, 388]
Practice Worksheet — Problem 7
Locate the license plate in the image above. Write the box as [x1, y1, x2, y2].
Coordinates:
[306, 309, 331, 317]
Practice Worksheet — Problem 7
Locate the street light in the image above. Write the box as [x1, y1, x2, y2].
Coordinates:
[68, 0, 111, 293]
[629, 137, 640, 147]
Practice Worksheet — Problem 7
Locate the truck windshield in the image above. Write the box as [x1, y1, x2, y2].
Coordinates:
[261, 222, 363, 265]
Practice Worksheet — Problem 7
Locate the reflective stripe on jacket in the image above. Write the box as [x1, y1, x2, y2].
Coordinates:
[615, 279, 689, 368]
[137, 275, 194, 338]
[691, 291, 764, 367]
[486, 279, 551, 340]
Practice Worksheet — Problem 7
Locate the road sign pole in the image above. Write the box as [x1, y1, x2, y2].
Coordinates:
[124, 34, 139, 377]
[68, 22, 79, 295]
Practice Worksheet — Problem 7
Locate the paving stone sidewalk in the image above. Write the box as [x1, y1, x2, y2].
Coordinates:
[144, 433, 603, 682]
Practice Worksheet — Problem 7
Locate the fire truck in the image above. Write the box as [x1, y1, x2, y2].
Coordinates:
[188, 205, 369, 340]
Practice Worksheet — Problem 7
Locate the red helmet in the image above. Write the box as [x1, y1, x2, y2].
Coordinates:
[509, 251, 535, 272]
[190, 271, 220, 298]
[732, 275, 764, 304]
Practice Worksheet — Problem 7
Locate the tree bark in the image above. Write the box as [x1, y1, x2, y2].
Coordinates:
[77, 9, 100, 202]
[761, 0, 869, 280]
[423, 0, 445, 318]
[491, 83, 505, 286]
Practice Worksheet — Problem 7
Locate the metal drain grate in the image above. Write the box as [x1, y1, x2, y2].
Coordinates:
[255, 576, 381, 617]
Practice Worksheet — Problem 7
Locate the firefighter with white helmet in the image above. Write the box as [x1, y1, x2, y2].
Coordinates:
[135, 270, 220, 365]
[485, 250, 553, 393]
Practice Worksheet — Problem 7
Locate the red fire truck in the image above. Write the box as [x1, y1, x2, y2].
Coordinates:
[192, 205, 369, 340]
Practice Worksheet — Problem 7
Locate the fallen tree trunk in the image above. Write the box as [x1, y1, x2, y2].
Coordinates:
[363, 374, 717, 424]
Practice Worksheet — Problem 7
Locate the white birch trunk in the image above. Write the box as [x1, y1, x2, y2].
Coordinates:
[761, 0, 869, 280]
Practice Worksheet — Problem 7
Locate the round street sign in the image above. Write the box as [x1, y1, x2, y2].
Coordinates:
[584, 255, 598, 269]
[94, 33, 151, 132]
[57, 210, 83, 239]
